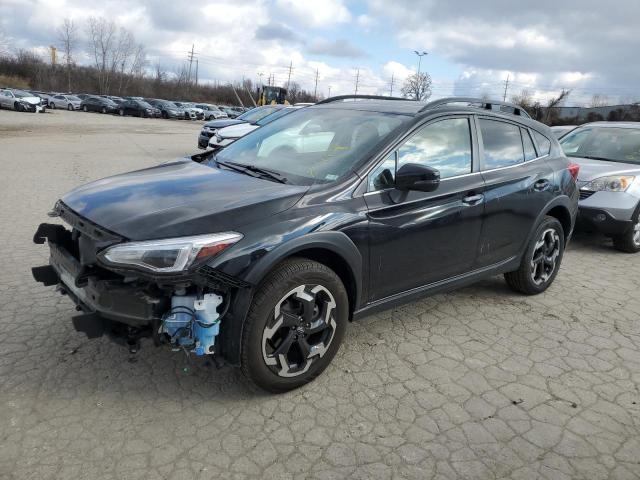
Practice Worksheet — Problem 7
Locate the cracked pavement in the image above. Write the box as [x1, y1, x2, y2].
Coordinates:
[1, 109, 639, 479]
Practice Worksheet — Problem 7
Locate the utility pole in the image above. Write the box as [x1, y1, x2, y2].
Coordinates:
[503, 74, 510, 101]
[354, 69, 360, 96]
[195, 59, 198, 86]
[389, 73, 395, 96]
[328, 85, 332, 97]
[187, 44, 196, 83]
[286, 61, 293, 89]
[257, 72, 264, 86]
[313, 68, 319, 100]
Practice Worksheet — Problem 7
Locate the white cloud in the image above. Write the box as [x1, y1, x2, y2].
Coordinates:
[275, 0, 351, 27]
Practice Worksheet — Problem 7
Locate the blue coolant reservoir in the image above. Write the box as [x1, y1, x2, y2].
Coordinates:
[193, 293, 223, 355]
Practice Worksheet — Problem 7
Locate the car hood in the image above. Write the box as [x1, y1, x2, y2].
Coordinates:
[203, 118, 245, 129]
[61, 160, 308, 240]
[571, 156, 640, 182]
[219, 123, 258, 139]
[20, 96, 41, 105]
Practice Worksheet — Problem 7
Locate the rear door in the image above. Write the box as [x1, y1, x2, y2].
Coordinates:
[364, 115, 486, 301]
[475, 117, 555, 268]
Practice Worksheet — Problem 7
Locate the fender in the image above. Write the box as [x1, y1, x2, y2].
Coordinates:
[219, 231, 363, 366]
[521, 194, 575, 257]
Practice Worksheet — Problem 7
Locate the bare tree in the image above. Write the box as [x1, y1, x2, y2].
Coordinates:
[545, 89, 571, 124]
[511, 89, 533, 109]
[590, 94, 609, 108]
[57, 18, 77, 92]
[401, 72, 432, 101]
[86, 17, 117, 93]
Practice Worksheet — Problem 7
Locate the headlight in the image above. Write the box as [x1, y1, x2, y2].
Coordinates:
[581, 175, 635, 192]
[99, 232, 242, 273]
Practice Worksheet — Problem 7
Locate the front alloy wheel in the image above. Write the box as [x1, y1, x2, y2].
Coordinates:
[613, 217, 640, 253]
[262, 285, 337, 378]
[242, 258, 348, 392]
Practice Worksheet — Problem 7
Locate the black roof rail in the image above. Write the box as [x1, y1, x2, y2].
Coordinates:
[315, 94, 409, 105]
[420, 97, 532, 119]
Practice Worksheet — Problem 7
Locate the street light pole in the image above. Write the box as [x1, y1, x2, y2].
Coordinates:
[414, 50, 428, 77]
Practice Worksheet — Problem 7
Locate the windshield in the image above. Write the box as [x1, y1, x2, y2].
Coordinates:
[238, 106, 280, 123]
[67, 96, 81, 102]
[215, 108, 409, 185]
[256, 108, 296, 126]
[560, 126, 640, 164]
[137, 101, 154, 109]
[13, 90, 31, 98]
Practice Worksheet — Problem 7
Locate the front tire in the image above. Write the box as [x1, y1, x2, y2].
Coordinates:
[241, 258, 348, 393]
[612, 216, 640, 253]
[67, 104, 73, 111]
[50, 102, 56, 109]
[505, 216, 565, 295]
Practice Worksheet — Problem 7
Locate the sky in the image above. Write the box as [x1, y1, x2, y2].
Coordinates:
[1, 0, 639, 106]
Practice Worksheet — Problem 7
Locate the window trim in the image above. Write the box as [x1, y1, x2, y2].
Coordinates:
[363, 114, 478, 194]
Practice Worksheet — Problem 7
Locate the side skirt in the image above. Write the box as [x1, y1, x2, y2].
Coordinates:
[352, 256, 520, 320]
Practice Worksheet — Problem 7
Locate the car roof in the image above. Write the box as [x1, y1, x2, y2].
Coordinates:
[577, 121, 640, 129]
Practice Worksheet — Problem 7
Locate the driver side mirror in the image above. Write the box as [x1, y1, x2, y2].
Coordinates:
[395, 163, 440, 192]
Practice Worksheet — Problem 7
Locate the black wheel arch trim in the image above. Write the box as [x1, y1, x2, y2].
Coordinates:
[525, 195, 575, 251]
[218, 231, 363, 366]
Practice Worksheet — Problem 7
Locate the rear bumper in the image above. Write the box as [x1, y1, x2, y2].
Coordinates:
[577, 207, 633, 236]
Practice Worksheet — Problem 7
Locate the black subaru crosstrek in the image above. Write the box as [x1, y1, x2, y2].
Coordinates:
[33, 96, 579, 392]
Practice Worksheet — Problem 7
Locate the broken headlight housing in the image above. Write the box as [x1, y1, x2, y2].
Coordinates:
[99, 232, 242, 273]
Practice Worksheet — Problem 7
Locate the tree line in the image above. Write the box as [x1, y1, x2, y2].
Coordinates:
[0, 18, 319, 106]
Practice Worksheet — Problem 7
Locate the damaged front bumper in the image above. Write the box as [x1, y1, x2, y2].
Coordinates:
[32, 207, 247, 357]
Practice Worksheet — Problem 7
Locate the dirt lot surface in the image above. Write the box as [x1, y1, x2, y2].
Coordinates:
[1, 109, 639, 480]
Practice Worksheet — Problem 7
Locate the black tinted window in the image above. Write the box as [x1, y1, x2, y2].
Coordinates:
[480, 119, 524, 169]
[522, 128, 537, 161]
[397, 118, 472, 179]
[532, 131, 551, 156]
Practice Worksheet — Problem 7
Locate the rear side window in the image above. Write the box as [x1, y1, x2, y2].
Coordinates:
[479, 119, 524, 169]
[532, 131, 551, 156]
[521, 128, 537, 161]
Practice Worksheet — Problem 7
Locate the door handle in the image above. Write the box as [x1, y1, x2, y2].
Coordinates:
[462, 193, 484, 205]
[534, 179, 550, 191]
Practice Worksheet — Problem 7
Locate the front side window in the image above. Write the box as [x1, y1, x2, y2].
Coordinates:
[214, 108, 409, 185]
[397, 118, 472, 179]
[480, 119, 524, 169]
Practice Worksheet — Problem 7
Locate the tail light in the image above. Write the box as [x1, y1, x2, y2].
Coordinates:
[568, 163, 580, 181]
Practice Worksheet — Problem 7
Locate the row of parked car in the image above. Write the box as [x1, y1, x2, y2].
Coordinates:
[0, 87, 249, 120]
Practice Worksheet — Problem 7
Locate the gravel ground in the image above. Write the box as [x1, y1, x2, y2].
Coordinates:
[1, 108, 639, 480]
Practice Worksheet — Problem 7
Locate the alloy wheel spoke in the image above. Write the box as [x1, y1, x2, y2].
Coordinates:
[271, 330, 296, 358]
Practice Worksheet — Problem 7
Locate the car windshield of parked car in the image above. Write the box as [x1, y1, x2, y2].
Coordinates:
[13, 90, 31, 98]
[237, 106, 280, 124]
[560, 127, 640, 164]
[137, 100, 154, 109]
[67, 96, 81, 102]
[214, 108, 409, 185]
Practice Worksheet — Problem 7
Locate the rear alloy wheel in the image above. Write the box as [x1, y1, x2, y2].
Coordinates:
[613, 217, 640, 253]
[242, 258, 348, 392]
[505, 216, 565, 295]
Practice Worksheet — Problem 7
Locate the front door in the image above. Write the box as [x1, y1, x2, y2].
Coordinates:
[364, 116, 485, 301]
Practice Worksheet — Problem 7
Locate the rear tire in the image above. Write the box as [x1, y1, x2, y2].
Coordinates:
[612, 216, 640, 253]
[505, 216, 565, 295]
[241, 258, 348, 393]
[67, 104, 73, 111]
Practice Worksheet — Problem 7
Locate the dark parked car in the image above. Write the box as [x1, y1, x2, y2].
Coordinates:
[117, 99, 161, 118]
[197, 105, 283, 148]
[144, 98, 188, 119]
[32, 96, 578, 392]
[81, 96, 119, 114]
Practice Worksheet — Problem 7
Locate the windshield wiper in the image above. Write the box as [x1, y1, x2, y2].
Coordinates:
[215, 160, 288, 184]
